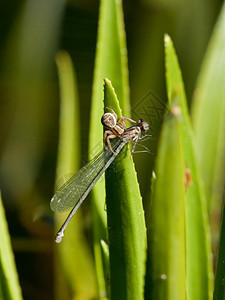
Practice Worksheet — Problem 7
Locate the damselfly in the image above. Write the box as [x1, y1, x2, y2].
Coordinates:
[51, 109, 149, 243]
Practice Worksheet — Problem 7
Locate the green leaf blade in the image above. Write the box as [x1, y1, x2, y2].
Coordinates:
[213, 208, 225, 300]
[104, 80, 147, 300]
[191, 3, 225, 214]
[89, 0, 130, 297]
[147, 105, 186, 300]
[54, 51, 96, 300]
[164, 35, 213, 300]
[100, 239, 110, 297]
[89, 0, 130, 222]
[55, 51, 80, 180]
[0, 194, 23, 300]
[189, 3, 225, 299]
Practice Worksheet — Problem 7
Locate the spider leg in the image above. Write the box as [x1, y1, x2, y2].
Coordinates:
[118, 116, 136, 129]
[103, 130, 113, 150]
[106, 107, 117, 120]
[106, 134, 117, 154]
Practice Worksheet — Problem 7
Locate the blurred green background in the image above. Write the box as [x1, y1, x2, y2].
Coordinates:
[0, 0, 223, 299]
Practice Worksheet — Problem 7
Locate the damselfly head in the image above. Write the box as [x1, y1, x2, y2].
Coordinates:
[138, 119, 149, 132]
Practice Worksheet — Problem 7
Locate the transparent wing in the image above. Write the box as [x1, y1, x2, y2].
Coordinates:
[50, 138, 122, 213]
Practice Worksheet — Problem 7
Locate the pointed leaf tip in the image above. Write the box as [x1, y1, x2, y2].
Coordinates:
[104, 77, 111, 83]
[164, 33, 171, 45]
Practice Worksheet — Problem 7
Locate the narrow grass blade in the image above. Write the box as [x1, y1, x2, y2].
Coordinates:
[89, 0, 130, 223]
[191, 3, 225, 237]
[104, 79, 147, 300]
[100, 240, 110, 297]
[188, 4, 225, 299]
[164, 35, 213, 300]
[55, 51, 80, 185]
[213, 205, 225, 300]
[0, 193, 23, 300]
[146, 98, 186, 300]
[89, 0, 130, 297]
[54, 51, 96, 300]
